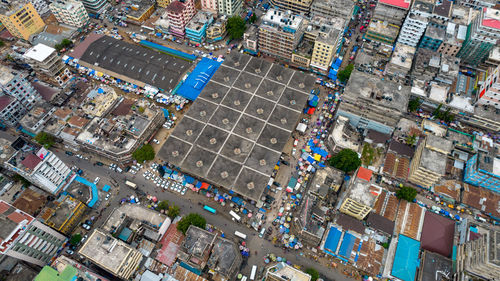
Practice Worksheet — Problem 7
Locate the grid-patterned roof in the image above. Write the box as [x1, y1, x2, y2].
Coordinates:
[159, 53, 314, 201]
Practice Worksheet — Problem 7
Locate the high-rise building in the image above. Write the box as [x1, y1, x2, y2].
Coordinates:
[258, 9, 305, 61]
[24, 44, 73, 86]
[185, 11, 213, 43]
[457, 8, 500, 65]
[167, 0, 196, 37]
[0, 200, 67, 267]
[269, 0, 313, 14]
[201, 0, 217, 13]
[397, 0, 434, 47]
[0, 66, 40, 127]
[476, 64, 500, 109]
[49, 0, 90, 28]
[80, 0, 108, 14]
[29, 0, 50, 15]
[217, 0, 242, 16]
[4, 138, 76, 195]
[0, 1, 45, 40]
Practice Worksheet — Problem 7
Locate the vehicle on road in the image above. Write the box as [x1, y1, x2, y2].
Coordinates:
[230, 210, 241, 222]
[94, 177, 100, 184]
[234, 231, 247, 240]
[82, 223, 91, 230]
[105, 194, 110, 201]
[66, 249, 74, 255]
[95, 162, 104, 166]
[65, 151, 73, 156]
[203, 205, 217, 214]
[250, 265, 257, 280]
[259, 228, 266, 238]
[125, 181, 137, 189]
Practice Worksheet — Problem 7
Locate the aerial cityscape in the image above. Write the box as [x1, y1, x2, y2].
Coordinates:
[0, 0, 498, 280]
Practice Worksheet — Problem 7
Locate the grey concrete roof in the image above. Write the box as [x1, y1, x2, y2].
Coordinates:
[159, 53, 314, 201]
[79, 36, 190, 91]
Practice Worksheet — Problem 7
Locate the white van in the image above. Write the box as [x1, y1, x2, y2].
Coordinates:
[259, 228, 266, 238]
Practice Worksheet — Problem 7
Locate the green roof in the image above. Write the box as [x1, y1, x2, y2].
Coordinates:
[35, 265, 77, 281]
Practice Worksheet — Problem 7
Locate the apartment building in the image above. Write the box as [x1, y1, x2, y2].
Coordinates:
[310, 0, 355, 20]
[0, 201, 67, 267]
[258, 9, 305, 61]
[157, 0, 170, 8]
[457, 8, 500, 65]
[269, 0, 313, 14]
[408, 134, 453, 188]
[49, 0, 89, 28]
[4, 138, 76, 195]
[29, 0, 50, 15]
[201, 0, 217, 13]
[476, 64, 500, 108]
[397, 0, 435, 47]
[217, 0, 242, 16]
[206, 15, 226, 42]
[372, 0, 410, 26]
[24, 43, 73, 86]
[339, 167, 382, 220]
[0, 1, 45, 40]
[185, 11, 213, 43]
[80, 0, 108, 14]
[167, 0, 196, 38]
[459, 0, 496, 9]
[0, 65, 40, 127]
[309, 17, 343, 72]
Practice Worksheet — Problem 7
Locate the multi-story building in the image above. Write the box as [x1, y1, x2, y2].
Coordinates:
[4, 137, 76, 195]
[0, 1, 45, 40]
[79, 229, 143, 279]
[80, 0, 108, 14]
[206, 15, 226, 42]
[243, 25, 258, 54]
[365, 20, 401, 45]
[167, 0, 196, 38]
[310, 0, 356, 20]
[269, 0, 312, 14]
[124, 0, 155, 24]
[24, 44, 73, 87]
[36, 256, 110, 281]
[397, 0, 434, 47]
[29, 0, 50, 15]
[463, 141, 500, 193]
[385, 43, 416, 77]
[38, 194, 88, 235]
[476, 63, 500, 109]
[49, 0, 89, 28]
[457, 8, 500, 65]
[217, 0, 242, 16]
[258, 9, 305, 62]
[185, 11, 213, 43]
[0, 66, 40, 127]
[459, 0, 496, 10]
[157, 0, 170, 8]
[0, 200, 67, 267]
[408, 134, 453, 188]
[420, 25, 445, 51]
[201, 0, 217, 13]
[372, 0, 410, 26]
[266, 262, 312, 281]
[339, 167, 382, 220]
[308, 17, 343, 73]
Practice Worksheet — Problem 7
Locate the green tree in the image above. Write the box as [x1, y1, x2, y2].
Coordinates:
[405, 134, 417, 146]
[0, 40, 5, 47]
[177, 213, 207, 234]
[408, 98, 421, 112]
[157, 200, 169, 210]
[167, 205, 180, 219]
[227, 16, 246, 40]
[396, 186, 418, 202]
[249, 14, 257, 24]
[337, 64, 354, 83]
[13, 174, 30, 187]
[70, 233, 82, 245]
[55, 39, 73, 51]
[305, 268, 319, 281]
[34, 132, 55, 148]
[132, 144, 155, 162]
[328, 148, 361, 173]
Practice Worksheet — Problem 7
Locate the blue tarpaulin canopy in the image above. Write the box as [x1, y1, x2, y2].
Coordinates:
[102, 185, 110, 192]
[176, 58, 222, 100]
[97, 88, 104, 93]
[195, 182, 202, 188]
[185, 176, 195, 184]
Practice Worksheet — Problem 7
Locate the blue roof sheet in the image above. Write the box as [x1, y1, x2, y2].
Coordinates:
[392, 234, 421, 281]
[74, 176, 99, 207]
[176, 58, 221, 100]
[139, 40, 197, 61]
[338, 232, 356, 258]
[324, 226, 342, 256]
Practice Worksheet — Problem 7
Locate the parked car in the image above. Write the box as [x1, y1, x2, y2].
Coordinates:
[105, 194, 110, 201]
[82, 223, 91, 230]
[94, 177, 100, 184]
[95, 162, 104, 166]
[66, 249, 74, 255]
[65, 151, 74, 156]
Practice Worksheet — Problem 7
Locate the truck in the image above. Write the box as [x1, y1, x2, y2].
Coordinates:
[229, 210, 241, 222]
[125, 181, 137, 189]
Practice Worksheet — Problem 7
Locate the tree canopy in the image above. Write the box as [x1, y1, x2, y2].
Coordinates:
[132, 144, 155, 162]
[227, 16, 246, 40]
[338, 64, 354, 83]
[305, 268, 319, 281]
[70, 233, 82, 246]
[396, 186, 418, 202]
[157, 200, 169, 210]
[177, 213, 207, 234]
[328, 148, 361, 173]
[34, 132, 55, 148]
[55, 39, 72, 51]
[408, 98, 421, 112]
[167, 205, 180, 219]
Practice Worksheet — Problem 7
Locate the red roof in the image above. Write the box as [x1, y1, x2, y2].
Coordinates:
[379, 0, 410, 9]
[21, 153, 42, 170]
[482, 18, 500, 29]
[7, 211, 29, 224]
[0, 201, 10, 214]
[357, 167, 373, 181]
[420, 212, 455, 257]
[167, 0, 186, 13]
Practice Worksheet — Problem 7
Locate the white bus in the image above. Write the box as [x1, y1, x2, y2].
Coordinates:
[125, 181, 137, 189]
[250, 265, 257, 280]
[229, 210, 241, 222]
[234, 231, 247, 240]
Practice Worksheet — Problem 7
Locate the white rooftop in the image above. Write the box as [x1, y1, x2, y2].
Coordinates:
[493, 157, 500, 176]
[24, 43, 55, 62]
[429, 84, 448, 103]
[262, 8, 303, 30]
[0, 65, 14, 85]
[448, 95, 474, 113]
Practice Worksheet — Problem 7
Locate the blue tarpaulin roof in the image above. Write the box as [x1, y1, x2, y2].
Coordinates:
[118, 227, 133, 241]
[139, 40, 197, 61]
[324, 226, 342, 256]
[338, 232, 356, 258]
[288, 177, 297, 188]
[392, 234, 421, 281]
[162, 108, 169, 118]
[185, 176, 195, 184]
[102, 185, 110, 192]
[176, 58, 221, 100]
[74, 176, 99, 207]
